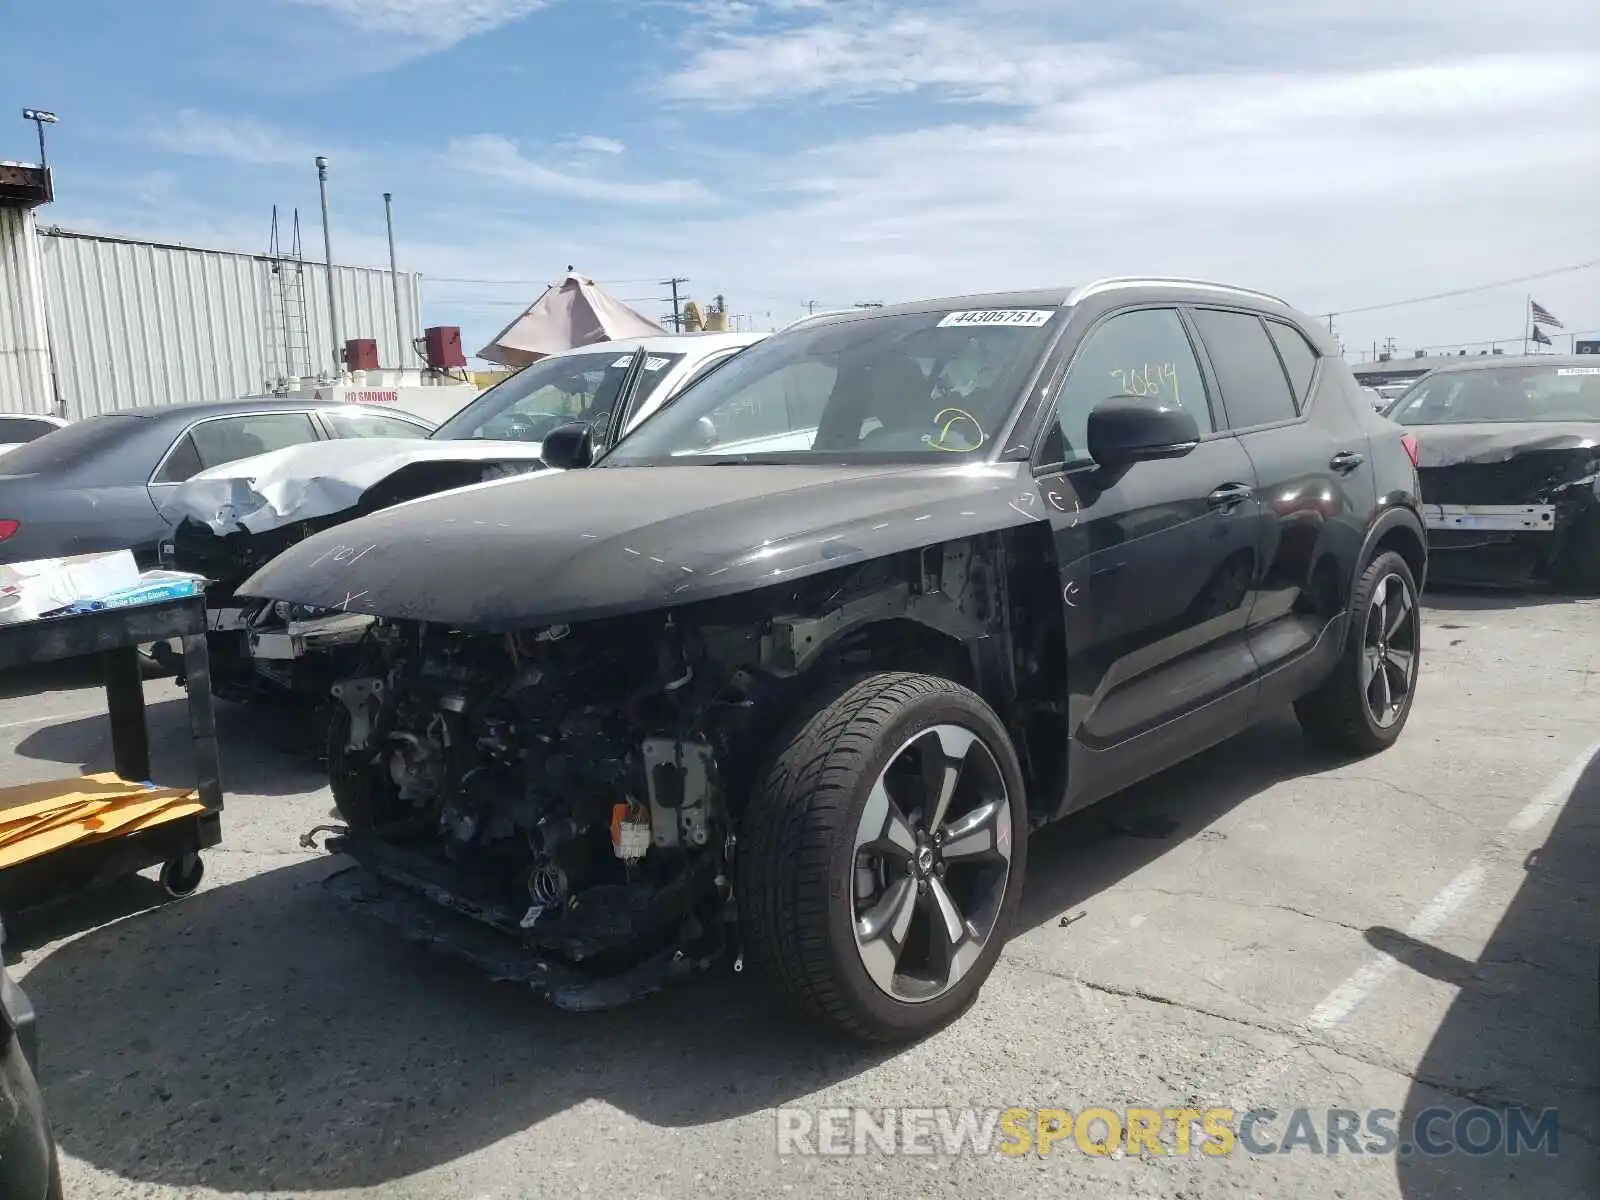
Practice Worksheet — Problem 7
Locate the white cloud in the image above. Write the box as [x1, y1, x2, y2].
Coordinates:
[623, 0, 1600, 354]
[147, 110, 319, 166]
[101, 0, 1600, 360]
[663, 8, 1127, 107]
[285, 0, 549, 44]
[568, 135, 626, 155]
[450, 133, 713, 204]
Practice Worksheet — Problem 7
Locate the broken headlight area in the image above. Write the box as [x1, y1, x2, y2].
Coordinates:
[317, 615, 755, 1006]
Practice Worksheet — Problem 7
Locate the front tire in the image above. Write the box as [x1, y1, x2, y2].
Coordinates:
[737, 672, 1028, 1043]
[1295, 550, 1421, 755]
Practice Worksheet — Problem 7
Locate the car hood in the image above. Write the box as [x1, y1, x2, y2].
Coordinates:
[238, 461, 1042, 630]
[1408, 421, 1600, 469]
[159, 436, 552, 535]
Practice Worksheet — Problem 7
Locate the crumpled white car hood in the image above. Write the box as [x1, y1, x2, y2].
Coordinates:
[160, 437, 552, 535]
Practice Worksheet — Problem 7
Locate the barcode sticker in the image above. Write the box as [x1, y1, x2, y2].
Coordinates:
[937, 309, 1057, 329]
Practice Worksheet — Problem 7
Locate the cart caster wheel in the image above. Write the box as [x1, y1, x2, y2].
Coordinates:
[160, 852, 205, 899]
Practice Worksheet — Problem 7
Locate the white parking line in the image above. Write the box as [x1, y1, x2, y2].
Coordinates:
[1305, 740, 1600, 1031]
[1306, 862, 1485, 1029]
[1508, 740, 1600, 833]
[0, 708, 105, 732]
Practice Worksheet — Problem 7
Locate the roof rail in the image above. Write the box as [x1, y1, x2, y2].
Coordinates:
[1065, 277, 1289, 307]
[779, 309, 856, 332]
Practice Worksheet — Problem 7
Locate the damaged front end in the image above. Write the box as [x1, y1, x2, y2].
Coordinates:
[1416, 435, 1600, 588]
[314, 612, 761, 1009]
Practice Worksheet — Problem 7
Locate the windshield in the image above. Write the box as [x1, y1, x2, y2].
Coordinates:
[431, 349, 685, 442]
[1388, 364, 1600, 426]
[599, 307, 1060, 465]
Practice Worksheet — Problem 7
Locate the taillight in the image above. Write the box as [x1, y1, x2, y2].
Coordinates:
[0, 520, 17, 542]
[1400, 434, 1420, 469]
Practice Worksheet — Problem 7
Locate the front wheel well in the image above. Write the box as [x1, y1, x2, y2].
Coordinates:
[806, 618, 978, 693]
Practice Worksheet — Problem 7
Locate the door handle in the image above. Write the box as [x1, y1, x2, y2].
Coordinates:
[1329, 450, 1365, 474]
[1206, 482, 1253, 510]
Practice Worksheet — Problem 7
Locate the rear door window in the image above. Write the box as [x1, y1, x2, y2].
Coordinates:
[187, 412, 322, 471]
[1191, 309, 1299, 429]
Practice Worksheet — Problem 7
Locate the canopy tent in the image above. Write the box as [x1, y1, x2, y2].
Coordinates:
[476, 270, 667, 367]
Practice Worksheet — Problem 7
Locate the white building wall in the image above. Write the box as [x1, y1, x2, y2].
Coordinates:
[35, 228, 423, 419]
[0, 206, 57, 416]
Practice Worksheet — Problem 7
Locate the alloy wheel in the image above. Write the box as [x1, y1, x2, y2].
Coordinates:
[1361, 573, 1418, 729]
[851, 723, 1014, 1003]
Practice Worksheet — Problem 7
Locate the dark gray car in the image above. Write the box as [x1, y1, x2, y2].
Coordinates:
[0, 399, 433, 567]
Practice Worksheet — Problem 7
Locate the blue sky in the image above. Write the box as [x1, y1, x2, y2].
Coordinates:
[4, 0, 1598, 362]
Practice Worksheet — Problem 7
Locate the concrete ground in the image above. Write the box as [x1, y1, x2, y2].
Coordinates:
[0, 590, 1595, 1200]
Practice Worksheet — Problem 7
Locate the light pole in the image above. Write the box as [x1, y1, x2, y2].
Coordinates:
[315, 156, 342, 377]
[20, 108, 56, 173]
[382, 192, 406, 368]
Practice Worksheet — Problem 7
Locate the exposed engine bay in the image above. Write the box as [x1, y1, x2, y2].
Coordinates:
[319, 612, 762, 1003]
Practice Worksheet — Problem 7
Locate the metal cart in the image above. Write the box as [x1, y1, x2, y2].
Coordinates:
[0, 595, 223, 915]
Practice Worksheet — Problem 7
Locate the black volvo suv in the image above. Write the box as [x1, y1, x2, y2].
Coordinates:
[240, 277, 1430, 1042]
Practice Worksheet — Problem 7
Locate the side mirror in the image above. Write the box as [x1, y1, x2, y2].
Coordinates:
[539, 421, 595, 470]
[1086, 398, 1201, 470]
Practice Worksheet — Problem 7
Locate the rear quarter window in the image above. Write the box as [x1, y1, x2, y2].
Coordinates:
[1265, 320, 1319, 408]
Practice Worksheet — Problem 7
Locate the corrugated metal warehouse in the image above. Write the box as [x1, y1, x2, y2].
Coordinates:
[0, 205, 423, 419]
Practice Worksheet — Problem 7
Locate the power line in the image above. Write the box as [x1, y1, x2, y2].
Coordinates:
[1325, 259, 1600, 319]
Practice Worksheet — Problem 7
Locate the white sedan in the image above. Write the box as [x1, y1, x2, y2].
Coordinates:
[0, 413, 67, 458]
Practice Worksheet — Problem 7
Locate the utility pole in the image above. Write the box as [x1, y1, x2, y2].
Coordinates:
[382, 192, 406, 368]
[315, 156, 342, 377]
[806, 300, 819, 315]
[661, 277, 688, 331]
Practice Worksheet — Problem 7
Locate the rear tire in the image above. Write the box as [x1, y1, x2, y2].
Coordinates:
[1296, 550, 1421, 755]
[737, 672, 1028, 1043]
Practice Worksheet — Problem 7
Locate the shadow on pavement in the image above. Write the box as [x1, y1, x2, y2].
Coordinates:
[1018, 706, 1350, 936]
[14, 696, 325, 798]
[1421, 587, 1591, 614]
[1367, 745, 1600, 1199]
[14, 703, 1344, 1192]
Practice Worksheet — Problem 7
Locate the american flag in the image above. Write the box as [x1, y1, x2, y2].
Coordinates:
[1530, 299, 1563, 329]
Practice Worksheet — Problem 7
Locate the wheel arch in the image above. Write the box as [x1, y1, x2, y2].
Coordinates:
[1360, 505, 1428, 597]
